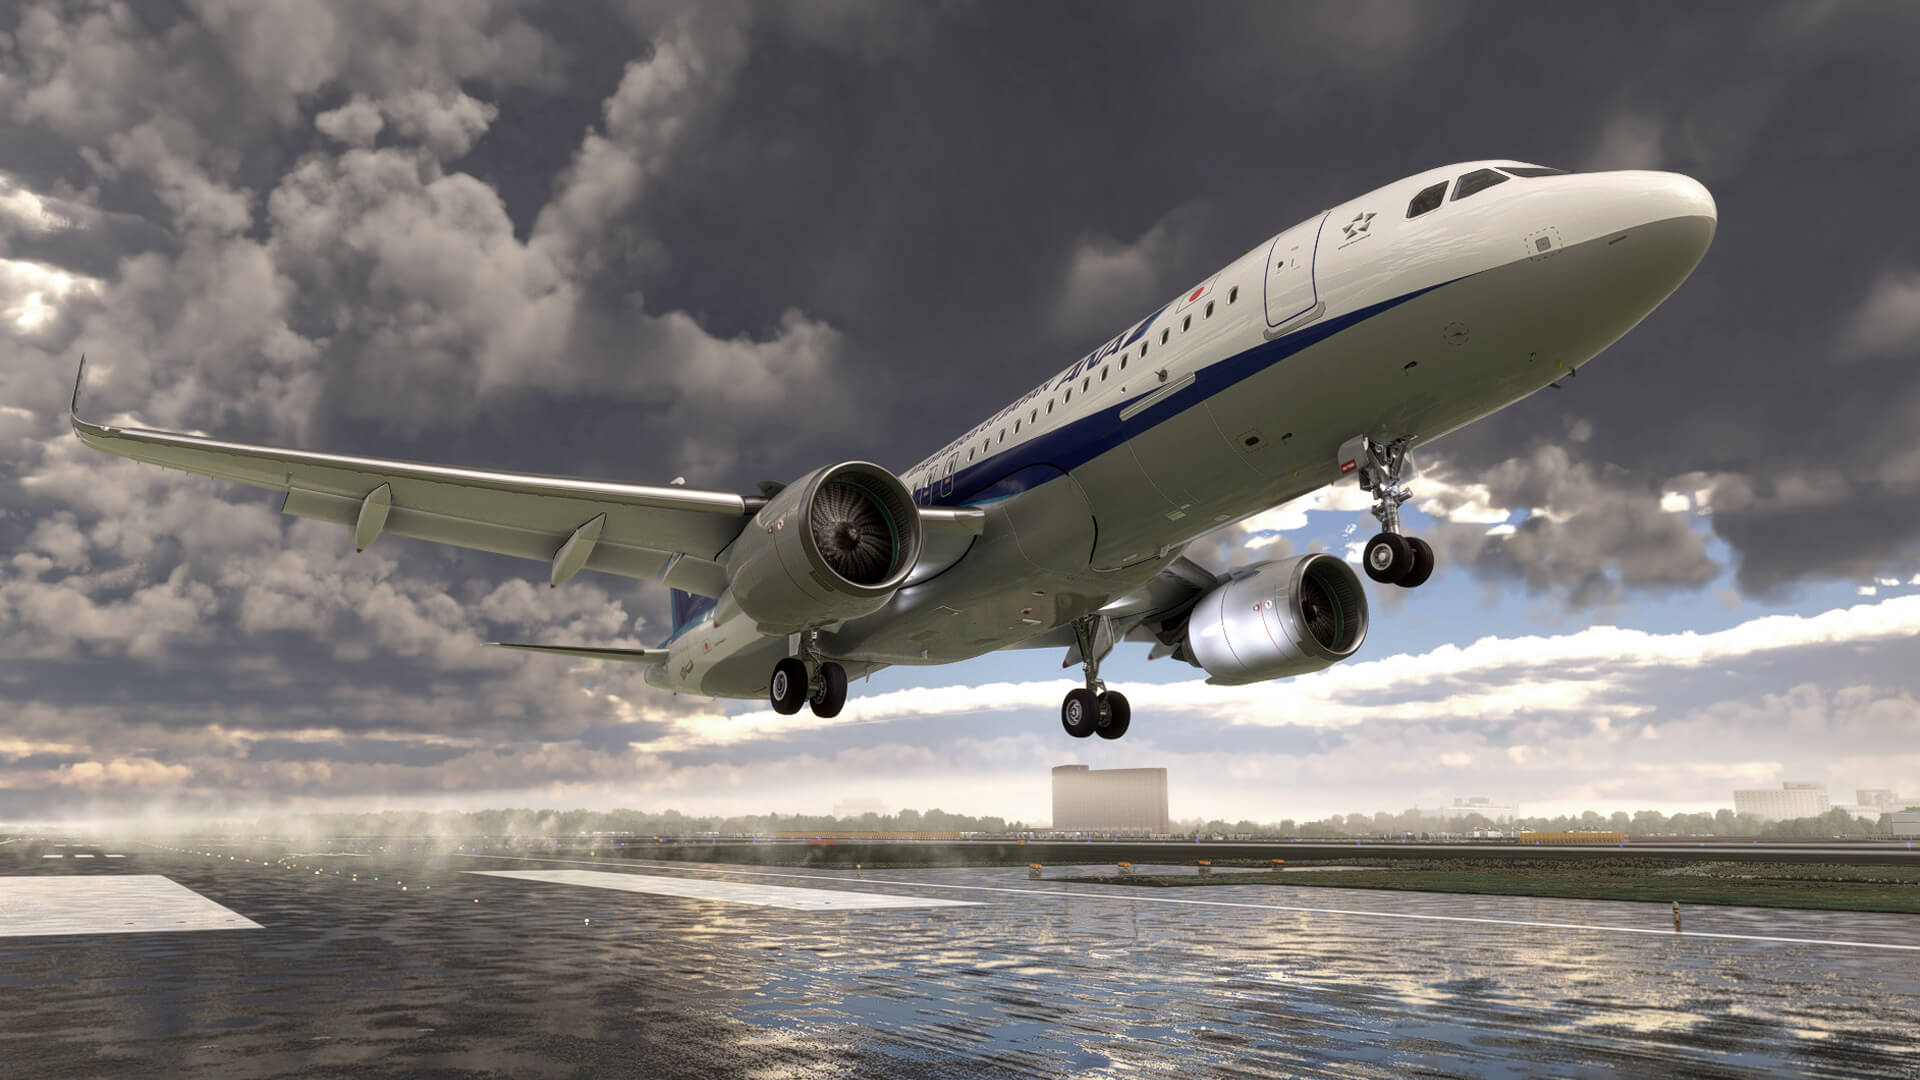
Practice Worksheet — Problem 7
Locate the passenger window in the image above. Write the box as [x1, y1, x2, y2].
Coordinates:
[1100, 367, 1107, 381]
[1141, 342, 1148, 357]
[1205, 300, 1214, 318]
[1014, 419, 1020, 433]
[1500, 166, 1566, 177]
[1047, 400, 1054, 414]
[1407, 181, 1447, 218]
[968, 448, 975, 461]
[1030, 409, 1037, 423]
[1228, 286, 1238, 304]
[1083, 377, 1090, 391]
[1119, 356, 1127, 370]
[1161, 329, 1169, 345]
[1452, 169, 1509, 201]
[1183, 315, 1191, 331]
[999, 430, 1005, 443]
[1065, 388, 1072, 403]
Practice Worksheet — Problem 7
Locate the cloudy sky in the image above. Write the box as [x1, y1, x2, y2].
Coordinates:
[3, 1, 1918, 826]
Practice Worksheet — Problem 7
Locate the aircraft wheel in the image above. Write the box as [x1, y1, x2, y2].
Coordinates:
[809, 661, 848, 718]
[770, 657, 808, 715]
[1397, 537, 1435, 588]
[1095, 691, 1130, 739]
[1061, 688, 1100, 738]
[1364, 532, 1413, 584]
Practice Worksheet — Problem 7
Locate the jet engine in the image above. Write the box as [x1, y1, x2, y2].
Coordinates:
[1176, 554, 1369, 684]
[723, 461, 923, 633]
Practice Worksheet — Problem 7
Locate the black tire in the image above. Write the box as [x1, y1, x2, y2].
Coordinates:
[809, 661, 848, 718]
[1095, 691, 1130, 740]
[1364, 532, 1413, 584]
[1061, 688, 1099, 738]
[769, 657, 808, 715]
[1397, 536, 1435, 588]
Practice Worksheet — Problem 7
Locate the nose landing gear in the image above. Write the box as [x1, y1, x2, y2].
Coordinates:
[1348, 435, 1436, 589]
[769, 631, 848, 718]
[1061, 617, 1130, 739]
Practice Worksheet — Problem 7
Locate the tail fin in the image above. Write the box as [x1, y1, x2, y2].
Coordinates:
[664, 588, 717, 645]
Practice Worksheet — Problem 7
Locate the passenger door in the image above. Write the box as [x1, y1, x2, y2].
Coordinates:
[940, 455, 957, 499]
[1264, 213, 1326, 328]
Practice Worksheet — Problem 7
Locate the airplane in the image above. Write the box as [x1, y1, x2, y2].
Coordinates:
[73, 160, 1715, 740]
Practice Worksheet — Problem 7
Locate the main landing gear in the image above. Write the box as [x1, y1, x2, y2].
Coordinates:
[769, 631, 848, 718]
[1061, 617, 1130, 740]
[1354, 435, 1436, 589]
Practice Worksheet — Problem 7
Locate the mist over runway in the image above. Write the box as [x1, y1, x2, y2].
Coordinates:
[5, 843, 1917, 1078]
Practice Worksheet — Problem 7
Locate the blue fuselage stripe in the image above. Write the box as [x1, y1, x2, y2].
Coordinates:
[937, 281, 1447, 508]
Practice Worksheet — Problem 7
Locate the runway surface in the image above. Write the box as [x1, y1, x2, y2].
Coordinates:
[4, 843, 1918, 1078]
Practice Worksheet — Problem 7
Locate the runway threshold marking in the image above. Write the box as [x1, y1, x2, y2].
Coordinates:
[466, 868, 975, 911]
[461, 853, 1920, 953]
[0, 875, 262, 938]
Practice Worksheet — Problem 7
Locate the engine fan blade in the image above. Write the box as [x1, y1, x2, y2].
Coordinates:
[811, 481, 897, 585]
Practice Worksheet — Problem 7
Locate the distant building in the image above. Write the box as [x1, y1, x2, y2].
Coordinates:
[1733, 782, 1830, 821]
[1051, 765, 1169, 835]
[1433, 797, 1516, 824]
[1857, 789, 1900, 811]
[1832, 805, 1882, 822]
[1890, 810, 1920, 838]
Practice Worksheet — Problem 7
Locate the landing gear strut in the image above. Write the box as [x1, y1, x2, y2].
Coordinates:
[1061, 617, 1130, 740]
[769, 630, 848, 718]
[1353, 435, 1435, 589]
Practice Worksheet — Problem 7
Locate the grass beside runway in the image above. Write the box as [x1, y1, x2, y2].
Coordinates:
[1058, 857, 1920, 914]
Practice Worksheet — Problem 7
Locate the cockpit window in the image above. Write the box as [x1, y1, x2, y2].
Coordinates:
[1499, 166, 1566, 178]
[1406, 181, 1447, 218]
[1452, 168, 1510, 201]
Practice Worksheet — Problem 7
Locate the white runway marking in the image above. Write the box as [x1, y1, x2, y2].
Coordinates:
[462, 854, 1920, 953]
[467, 869, 976, 912]
[0, 876, 262, 938]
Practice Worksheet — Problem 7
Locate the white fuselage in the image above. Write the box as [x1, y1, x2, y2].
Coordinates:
[650, 161, 1717, 697]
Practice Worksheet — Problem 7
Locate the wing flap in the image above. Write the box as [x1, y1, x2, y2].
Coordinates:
[488, 642, 670, 665]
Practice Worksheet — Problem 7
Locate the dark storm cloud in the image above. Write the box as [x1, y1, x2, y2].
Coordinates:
[4, 1, 1920, 816]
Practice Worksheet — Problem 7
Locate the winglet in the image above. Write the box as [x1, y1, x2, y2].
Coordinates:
[70, 353, 86, 423]
[69, 353, 113, 444]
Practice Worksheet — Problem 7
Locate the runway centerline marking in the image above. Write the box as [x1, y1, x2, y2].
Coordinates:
[459, 853, 1920, 953]
[465, 869, 975, 911]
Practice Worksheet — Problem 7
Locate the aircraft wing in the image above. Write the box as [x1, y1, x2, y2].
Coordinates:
[70, 358, 748, 597]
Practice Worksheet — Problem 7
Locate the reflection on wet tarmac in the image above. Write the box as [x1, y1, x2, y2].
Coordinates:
[2, 849, 1915, 1078]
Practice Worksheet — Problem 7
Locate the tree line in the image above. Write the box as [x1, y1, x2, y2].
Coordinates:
[238, 804, 1900, 839]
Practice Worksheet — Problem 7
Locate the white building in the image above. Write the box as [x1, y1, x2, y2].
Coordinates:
[1051, 765, 1169, 835]
[1434, 797, 1516, 824]
[1890, 810, 1920, 838]
[1733, 782, 1830, 822]
[1857, 789, 1900, 811]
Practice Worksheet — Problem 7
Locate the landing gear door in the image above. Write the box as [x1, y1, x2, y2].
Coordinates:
[1264, 213, 1326, 328]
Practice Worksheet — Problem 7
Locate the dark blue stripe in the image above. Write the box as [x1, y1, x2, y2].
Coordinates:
[935, 280, 1449, 507]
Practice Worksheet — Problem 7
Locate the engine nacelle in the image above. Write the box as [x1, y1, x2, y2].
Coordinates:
[1182, 554, 1369, 684]
[724, 461, 922, 633]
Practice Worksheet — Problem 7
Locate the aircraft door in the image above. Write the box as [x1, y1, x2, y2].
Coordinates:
[941, 455, 956, 498]
[1264, 213, 1327, 328]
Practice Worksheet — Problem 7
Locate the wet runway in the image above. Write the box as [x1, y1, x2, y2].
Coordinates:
[4, 843, 1918, 1078]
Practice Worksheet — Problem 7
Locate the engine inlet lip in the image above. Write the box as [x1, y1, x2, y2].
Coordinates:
[797, 461, 922, 596]
[1292, 553, 1368, 661]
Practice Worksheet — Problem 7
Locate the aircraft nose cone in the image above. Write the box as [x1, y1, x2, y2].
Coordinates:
[1646, 171, 1716, 227]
